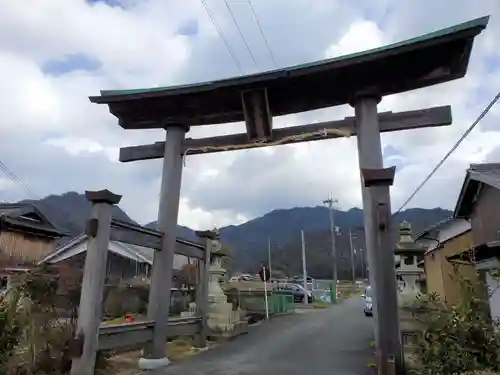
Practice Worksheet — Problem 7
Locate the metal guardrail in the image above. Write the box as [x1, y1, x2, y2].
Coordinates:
[98, 316, 202, 351]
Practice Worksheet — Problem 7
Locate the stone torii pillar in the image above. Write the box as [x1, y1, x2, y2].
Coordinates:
[351, 92, 402, 375]
[139, 125, 188, 370]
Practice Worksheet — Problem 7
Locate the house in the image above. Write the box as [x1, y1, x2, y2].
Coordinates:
[39, 234, 197, 286]
[0, 203, 65, 286]
[448, 163, 500, 318]
[415, 217, 478, 305]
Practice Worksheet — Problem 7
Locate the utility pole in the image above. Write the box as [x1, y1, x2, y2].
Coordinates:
[267, 236, 272, 280]
[323, 196, 338, 288]
[349, 227, 356, 284]
[359, 248, 366, 280]
[301, 230, 308, 305]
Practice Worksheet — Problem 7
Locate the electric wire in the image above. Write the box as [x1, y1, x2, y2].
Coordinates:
[0, 158, 37, 199]
[223, 0, 258, 67]
[393, 90, 500, 217]
[200, 0, 244, 74]
[247, 0, 277, 67]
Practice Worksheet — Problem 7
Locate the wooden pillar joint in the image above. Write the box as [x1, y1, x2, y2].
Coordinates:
[361, 166, 396, 187]
[241, 88, 273, 141]
[85, 218, 99, 237]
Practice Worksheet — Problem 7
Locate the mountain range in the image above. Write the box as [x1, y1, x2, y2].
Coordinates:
[21, 192, 452, 278]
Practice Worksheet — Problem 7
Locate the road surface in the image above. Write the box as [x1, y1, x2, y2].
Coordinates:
[147, 297, 375, 375]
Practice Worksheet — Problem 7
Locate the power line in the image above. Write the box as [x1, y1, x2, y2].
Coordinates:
[247, 0, 277, 68]
[0, 158, 37, 199]
[223, 0, 258, 67]
[199, 0, 244, 74]
[0, 162, 32, 197]
[393, 90, 500, 217]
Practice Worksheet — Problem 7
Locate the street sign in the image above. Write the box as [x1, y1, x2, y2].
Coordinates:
[259, 266, 270, 282]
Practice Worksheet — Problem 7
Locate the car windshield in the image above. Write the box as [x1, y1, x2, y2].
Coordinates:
[365, 287, 372, 298]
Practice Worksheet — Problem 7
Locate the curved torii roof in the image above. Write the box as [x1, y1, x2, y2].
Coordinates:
[89, 16, 488, 130]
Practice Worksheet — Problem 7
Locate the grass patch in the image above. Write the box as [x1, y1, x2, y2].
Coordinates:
[107, 350, 142, 375]
[313, 300, 331, 309]
[337, 286, 364, 301]
[109, 337, 219, 375]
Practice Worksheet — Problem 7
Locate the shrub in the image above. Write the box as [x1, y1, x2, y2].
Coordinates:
[405, 274, 500, 375]
[4, 267, 110, 374]
[104, 286, 126, 318]
[0, 289, 23, 373]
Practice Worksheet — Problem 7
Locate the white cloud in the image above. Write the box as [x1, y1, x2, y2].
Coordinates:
[177, 198, 248, 230]
[325, 20, 385, 58]
[45, 137, 119, 162]
[0, 0, 499, 230]
[0, 53, 61, 136]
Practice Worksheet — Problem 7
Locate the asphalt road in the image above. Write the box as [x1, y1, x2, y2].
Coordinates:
[147, 297, 375, 375]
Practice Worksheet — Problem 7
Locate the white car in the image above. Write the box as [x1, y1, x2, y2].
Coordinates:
[363, 286, 373, 316]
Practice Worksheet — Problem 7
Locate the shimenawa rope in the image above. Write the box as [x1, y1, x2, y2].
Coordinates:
[182, 127, 352, 166]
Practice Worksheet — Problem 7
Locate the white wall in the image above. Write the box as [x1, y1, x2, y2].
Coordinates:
[486, 271, 500, 320]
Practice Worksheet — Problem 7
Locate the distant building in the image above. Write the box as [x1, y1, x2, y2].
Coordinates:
[39, 234, 194, 285]
[416, 217, 477, 305]
[0, 203, 65, 288]
[450, 163, 500, 319]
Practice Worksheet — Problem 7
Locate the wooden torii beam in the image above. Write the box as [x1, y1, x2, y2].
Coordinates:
[119, 105, 451, 163]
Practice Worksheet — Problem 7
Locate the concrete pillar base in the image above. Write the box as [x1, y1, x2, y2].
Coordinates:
[138, 357, 170, 370]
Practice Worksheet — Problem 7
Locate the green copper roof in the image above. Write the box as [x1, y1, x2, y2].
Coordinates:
[90, 16, 489, 129]
[94, 16, 489, 100]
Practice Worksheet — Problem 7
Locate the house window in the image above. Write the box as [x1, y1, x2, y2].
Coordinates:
[404, 255, 414, 265]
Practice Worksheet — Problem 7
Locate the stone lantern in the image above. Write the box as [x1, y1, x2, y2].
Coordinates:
[394, 221, 426, 297]
[205, 228, 247, 340]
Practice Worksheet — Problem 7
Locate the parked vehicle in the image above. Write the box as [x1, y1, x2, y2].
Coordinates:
[362, 286, 373, 316]
[229, 274, 253, 281]
[291, 276, 313, 283]
[278, 283, 313, 303]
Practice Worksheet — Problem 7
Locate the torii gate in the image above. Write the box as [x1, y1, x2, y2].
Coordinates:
[89, 16, 488, 375]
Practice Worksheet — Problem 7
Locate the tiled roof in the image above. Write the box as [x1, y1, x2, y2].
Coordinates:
[455, 163, 500, 218]
[0, 203, 66, 237]
[415, 217, 454, 240]
[0, 203, 28, 216]
[40, 234, 192, 269]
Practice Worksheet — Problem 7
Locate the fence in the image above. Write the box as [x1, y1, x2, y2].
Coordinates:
[69, 190, 211, 375]
[225, 288, 295, 317]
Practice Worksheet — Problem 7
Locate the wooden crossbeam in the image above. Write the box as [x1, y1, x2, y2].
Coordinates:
[97, 317, 202, 351]
[119, 105, 452, 163]
[109, 219, 205, 259]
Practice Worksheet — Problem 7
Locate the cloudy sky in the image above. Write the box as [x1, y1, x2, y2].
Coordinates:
[0, 0, 499, 230]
